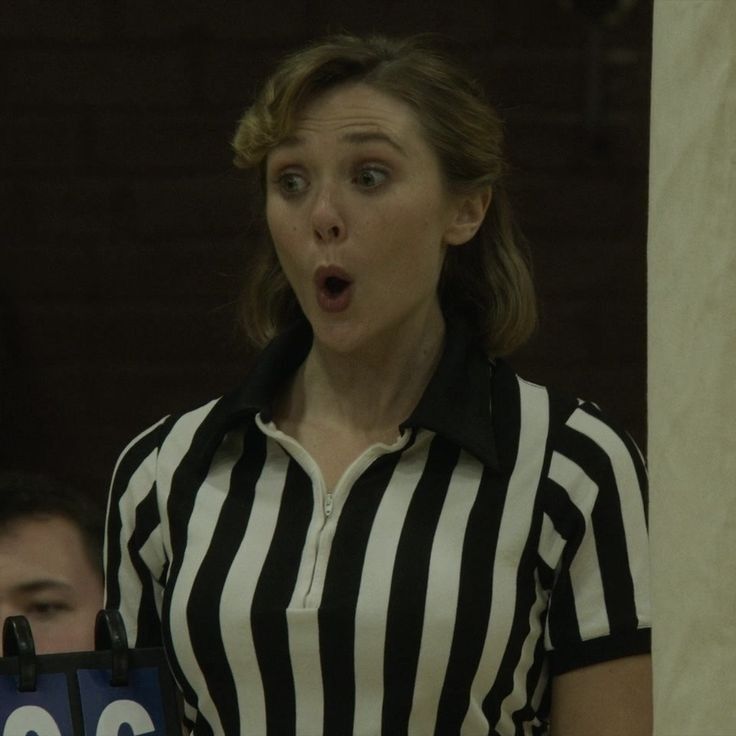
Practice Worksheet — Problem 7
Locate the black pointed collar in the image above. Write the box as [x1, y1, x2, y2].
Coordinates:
[213, 317, 500, 470]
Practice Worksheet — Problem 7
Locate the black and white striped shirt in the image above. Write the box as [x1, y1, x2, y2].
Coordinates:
[104, 319, 650, 736]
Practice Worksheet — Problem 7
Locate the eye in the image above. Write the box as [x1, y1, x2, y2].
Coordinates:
[354, 166, 389, 190]
[25, 601, 71, 620]
[276, 171, 308, 196]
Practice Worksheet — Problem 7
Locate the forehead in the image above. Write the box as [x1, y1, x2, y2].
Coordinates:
[0, 516, 90, 579]
[283, 82, 424, 145]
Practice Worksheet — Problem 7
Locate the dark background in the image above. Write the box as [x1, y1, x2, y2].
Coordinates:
[0, 0, 651, 500]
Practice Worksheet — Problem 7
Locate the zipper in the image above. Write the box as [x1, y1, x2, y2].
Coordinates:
[254, 413, 414, 606]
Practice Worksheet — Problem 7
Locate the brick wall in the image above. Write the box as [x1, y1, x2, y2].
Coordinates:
[0, 0, 652, 498]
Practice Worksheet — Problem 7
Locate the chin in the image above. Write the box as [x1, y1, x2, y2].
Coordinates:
[311, 323, 362, 355]
[308, 313, 371, 354]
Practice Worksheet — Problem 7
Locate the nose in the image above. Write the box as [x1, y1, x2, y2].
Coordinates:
[311, 186, 345, 244]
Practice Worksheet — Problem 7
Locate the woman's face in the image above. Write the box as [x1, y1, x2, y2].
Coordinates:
[265, 83, 470, 356]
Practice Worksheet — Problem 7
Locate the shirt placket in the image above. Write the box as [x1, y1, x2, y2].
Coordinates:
[255, 415, 411, 609]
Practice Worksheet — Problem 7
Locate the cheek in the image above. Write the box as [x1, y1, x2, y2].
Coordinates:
[271, 236, 308, 296]
[265, 200, 289, 241]
[265, 208, 281, 247]
[267, 207, 303, 257]
[384, 214, 446, 269]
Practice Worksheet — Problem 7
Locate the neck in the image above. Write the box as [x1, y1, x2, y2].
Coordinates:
[279, 309, 445, 437]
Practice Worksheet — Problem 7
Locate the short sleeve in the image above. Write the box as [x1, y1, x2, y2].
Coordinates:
[104, 416, 171, 648]
[539, 401, 650, 675]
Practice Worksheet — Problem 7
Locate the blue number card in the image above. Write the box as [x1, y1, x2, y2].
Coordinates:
[0, 672, 73, 736]
[77, 667, 165, 736]
[0, 612, 181, 735]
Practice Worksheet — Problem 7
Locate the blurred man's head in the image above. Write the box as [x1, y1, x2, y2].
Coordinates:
[0, 472, 104, 653]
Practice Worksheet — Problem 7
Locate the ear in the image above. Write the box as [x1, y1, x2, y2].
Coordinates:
[444, 187, 492, 246]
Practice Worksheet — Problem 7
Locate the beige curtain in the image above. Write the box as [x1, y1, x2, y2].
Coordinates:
[648, 2, 736, 734]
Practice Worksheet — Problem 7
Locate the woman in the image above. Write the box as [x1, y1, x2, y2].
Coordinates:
[105, 34, 651, 735]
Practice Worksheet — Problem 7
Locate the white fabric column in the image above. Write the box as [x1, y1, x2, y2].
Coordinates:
[648, 2, 736, 735]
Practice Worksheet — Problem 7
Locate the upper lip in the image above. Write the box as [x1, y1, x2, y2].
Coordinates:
[314, 265, 353, 290]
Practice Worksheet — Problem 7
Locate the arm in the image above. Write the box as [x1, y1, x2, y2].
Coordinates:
[550, 654, 652, 736]
[542, 400, 651, 733]
[104, 417, 170, 647]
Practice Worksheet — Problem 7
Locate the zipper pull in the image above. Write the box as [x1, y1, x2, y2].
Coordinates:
[324, 492, 334, 517]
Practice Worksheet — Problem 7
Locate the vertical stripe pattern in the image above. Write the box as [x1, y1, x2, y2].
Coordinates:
[105, 350, 650, 736]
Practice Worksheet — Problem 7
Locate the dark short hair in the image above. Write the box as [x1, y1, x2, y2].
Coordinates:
[0, 471, 104, 577]
[232, 33, 537, 355]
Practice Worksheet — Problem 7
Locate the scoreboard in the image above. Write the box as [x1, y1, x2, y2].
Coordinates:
[0, 611, 181, 735]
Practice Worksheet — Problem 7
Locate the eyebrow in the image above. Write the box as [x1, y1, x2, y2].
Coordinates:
[274, 131, 408, 157]
[339, 131, 408, 157]
[12, 579, 73, 595]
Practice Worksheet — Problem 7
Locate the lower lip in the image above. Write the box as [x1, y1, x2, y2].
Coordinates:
[316, 284, 353, 312]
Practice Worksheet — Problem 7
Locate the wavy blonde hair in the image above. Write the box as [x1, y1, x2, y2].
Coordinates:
[232, 33, 537, 355]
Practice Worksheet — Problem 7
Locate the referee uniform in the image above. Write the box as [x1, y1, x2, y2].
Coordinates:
[104, 318, 650, 736]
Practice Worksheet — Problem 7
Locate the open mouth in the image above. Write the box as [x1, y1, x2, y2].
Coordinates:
[324, 275, 350, 296]
[315, 266, 354, 312]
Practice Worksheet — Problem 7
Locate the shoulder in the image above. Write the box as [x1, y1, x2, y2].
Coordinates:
[109, 335, 293, 495]
[111, 390, 247, 495]
[545, 392, 647, 502]
[490, 359, 646, 491]
[116, 397, 221, 463]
